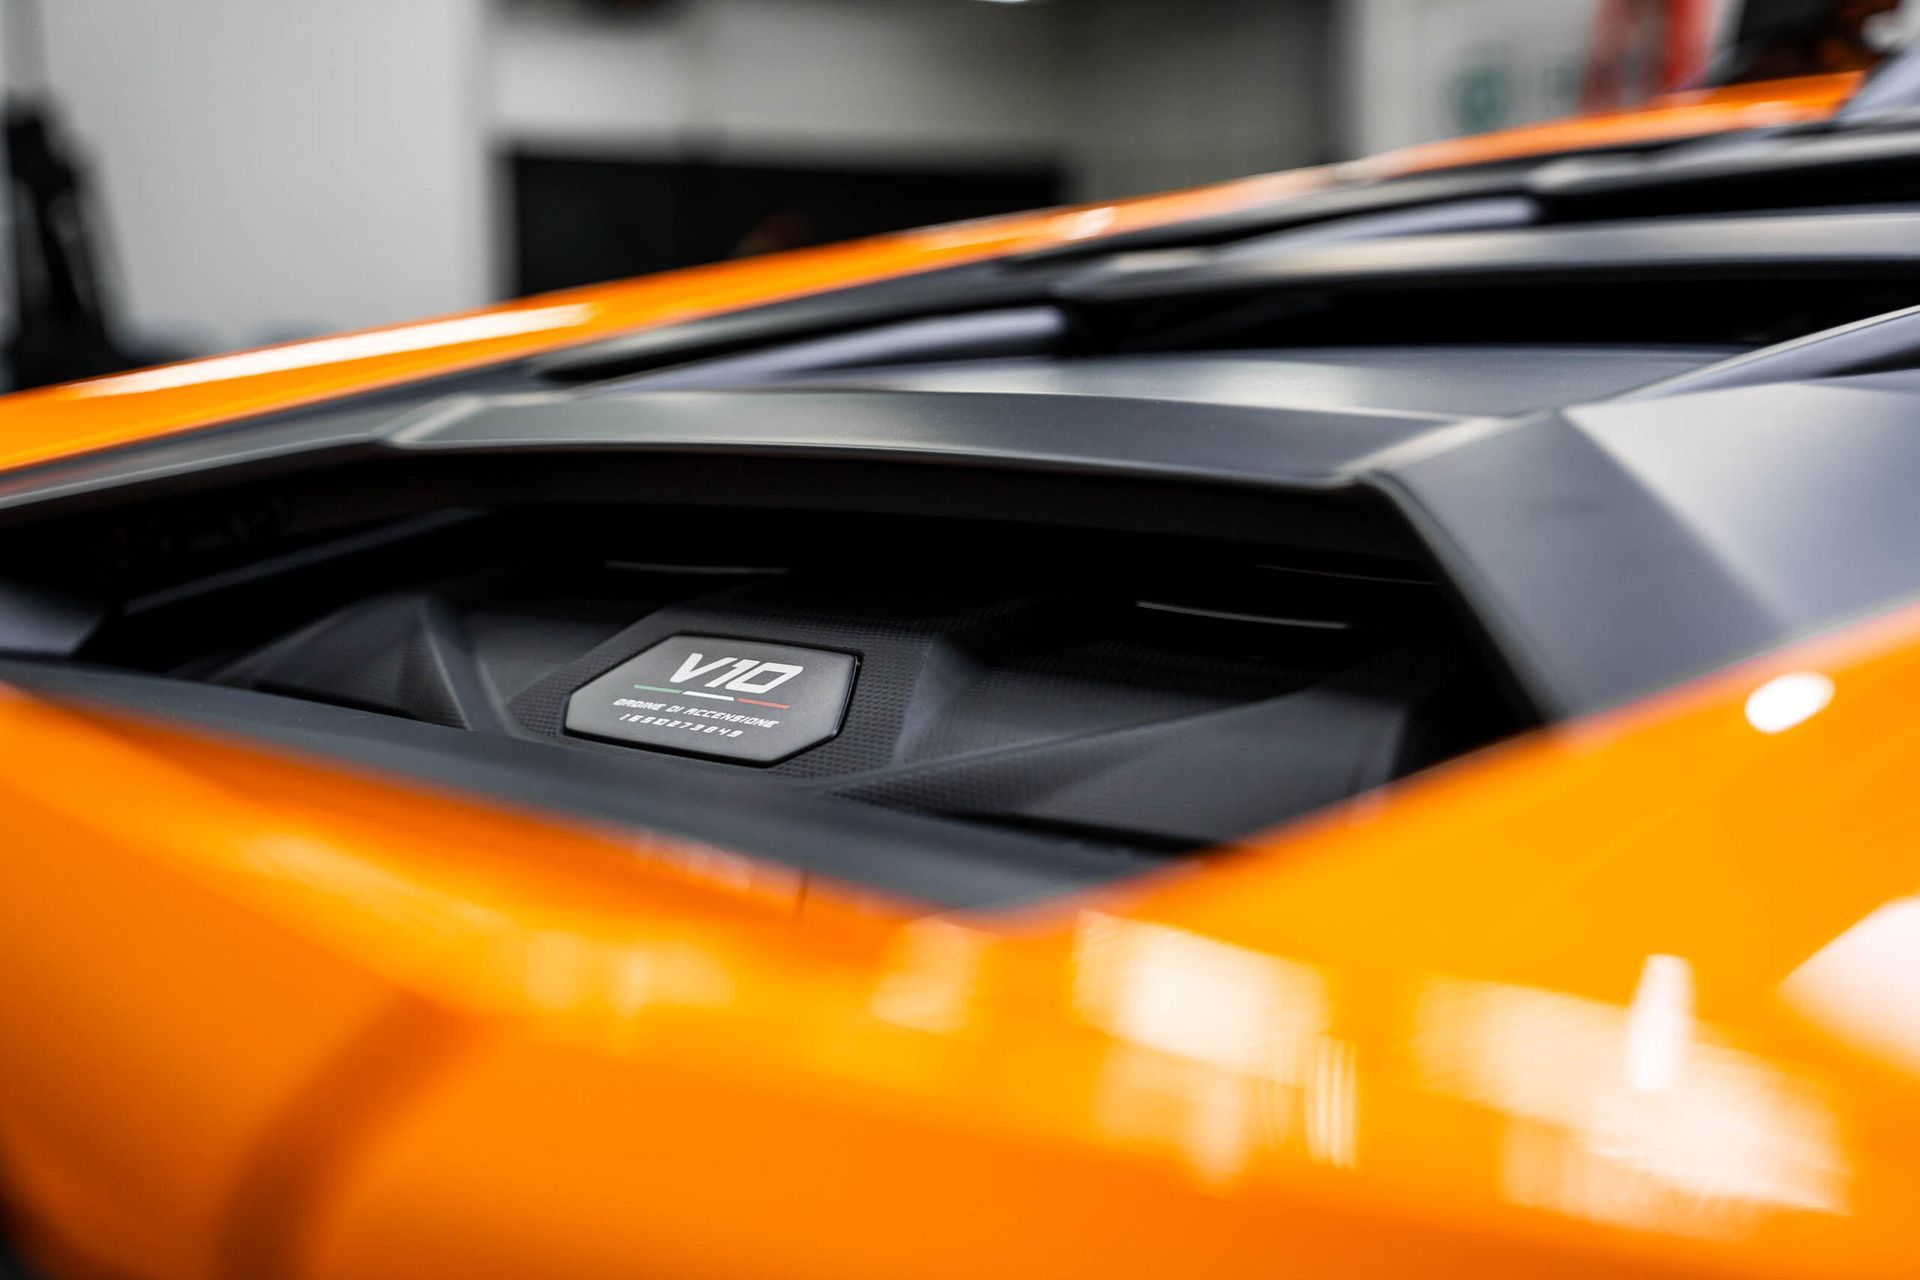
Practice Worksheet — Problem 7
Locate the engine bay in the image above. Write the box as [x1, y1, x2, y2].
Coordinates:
[34, 502, 1525, 881]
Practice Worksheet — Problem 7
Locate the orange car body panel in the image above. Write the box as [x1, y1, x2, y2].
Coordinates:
[6, 557, 1920, 1280]
[1350, 71, 1860, 178]
[0, 69, 1910, 1280]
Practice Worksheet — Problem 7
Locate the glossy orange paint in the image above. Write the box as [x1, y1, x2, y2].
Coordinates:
[1351, 71, 1861, 178]
[0, 73, 1856, 476]
[3, 564, 1920, 1279]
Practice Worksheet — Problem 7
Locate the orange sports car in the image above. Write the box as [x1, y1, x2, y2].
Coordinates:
[5, 20, 1920, 1280]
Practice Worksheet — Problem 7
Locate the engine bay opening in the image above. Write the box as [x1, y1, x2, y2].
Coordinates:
[0, 498, 1533, 902]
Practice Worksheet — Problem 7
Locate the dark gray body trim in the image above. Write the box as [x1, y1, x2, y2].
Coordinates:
[13, 362, 1920, 721]
[1625, 303, 1920, 397]
[771, 347, 1733, 418]
[1214, 196, 1538, 257]
[1062, 211, 1920, 302]
[1005, 170, 1535, 265]
[588, 307, 1069, 394]
[531, 261, 1056, 382]
[390, 390, 1434, 489]
[0, 388, 1437, 525]
[1371, 377, 1920, 713]
[1528, 129, 1920, 205]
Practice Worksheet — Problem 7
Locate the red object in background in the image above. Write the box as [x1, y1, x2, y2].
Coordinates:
[1582, 0, 1719, 109]
[1665, 0, 1718, 84]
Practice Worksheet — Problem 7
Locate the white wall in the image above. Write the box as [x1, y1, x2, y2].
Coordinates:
[30, 0, 1334, 355]
[40, 0, 491, 354]
[495, 0, 1331, 202]
[1063, 0, 1330, 200]
[1337, 0, 1593, 157]
[493, 0, 1064, 164]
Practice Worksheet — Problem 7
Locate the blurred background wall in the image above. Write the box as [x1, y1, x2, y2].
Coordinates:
[32, 0, 491, 356]
[0, 0, 1764, 377]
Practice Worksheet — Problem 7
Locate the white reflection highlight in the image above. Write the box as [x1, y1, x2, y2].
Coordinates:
[869, 918, 986, 1034]
[72, 304, 597, 396]
[1074, 915, 1351, 1182]
[241, 832, 736, 1021]
[1305, 1037, 1358, 1169]
[1743, 672, 1834, 734]
[1416, 975, 1844, 1235]
[1624, 954, 1694, 1093]
[1066, 207, 1119, 239]
[1074, 915, 1326, 1072]
[1783, 897, 1920, 1074]
[1090, 1045, 1256, 1184]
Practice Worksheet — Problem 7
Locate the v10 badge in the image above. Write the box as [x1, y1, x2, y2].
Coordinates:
[565, 634, 858, 764]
